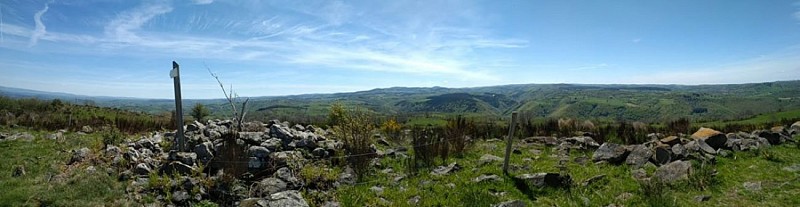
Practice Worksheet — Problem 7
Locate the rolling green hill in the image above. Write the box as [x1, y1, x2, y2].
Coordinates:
[3, 81, 800, 123]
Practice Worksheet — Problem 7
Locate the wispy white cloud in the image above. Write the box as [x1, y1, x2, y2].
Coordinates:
[193, 0, 214, 5]
[29, 3, 48, 47]
[632, 38, 641, 43]
[3, 0, 526, 87]
[104, 2, 173, 42]
[626, 51, 800, 84]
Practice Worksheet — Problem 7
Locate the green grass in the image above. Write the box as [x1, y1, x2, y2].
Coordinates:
[329, 139, 800, 207]
[0, 128, 129, 206]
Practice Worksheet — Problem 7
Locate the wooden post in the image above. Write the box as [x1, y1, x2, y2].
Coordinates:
[503, 111, 518, 174]
[171, 61, 185, 151]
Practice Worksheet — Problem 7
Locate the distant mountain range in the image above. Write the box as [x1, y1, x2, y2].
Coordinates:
[3, 80, 800, 123]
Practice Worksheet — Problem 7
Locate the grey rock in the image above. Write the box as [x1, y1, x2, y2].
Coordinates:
[565, 136, 600, 149]
[292, 137, 317, 150]
[653, 146, 672, 166]
[592, 143, 629, 164]
[168, 151, 196, 166]
[407, 196, 421, 205]
[743, 181, 762, 191]
[431, 162, 461, 176]
[369, 186, 384, 194]
[186, 120, 205, 132]
[172, 190, 190, 203]
[338, 167, 356, 185]
[134, 163, 152, 175]
[10, 132, 35, 141]
[783, 164, 800, 172]
[631, 168, 648, 181]
[515, 173, 572, 188]
[691, 127, 728, 150]
[684, 140, 700, 152]
[694, 195, 711, 202]
[249, 146, 271, 159]
[270, 124, 295, 143]
[271, 151, 305, 166]
[81, 125, 94, 133]
[265, 190, 309, 207]
[105, 145, 122, 157]
[194, 142, 214, 163]
[653, 160, 691, 184]
[239, 132, 265, 144]
[491, 200, 526, 207]
[159, 161, 194, 175]
[697, 139, 716, 155]
[261, 138, 283, 152]
[257, 178, 288, 196]
[312, 148, 328, 158]
[474, 174, 503, 183]
[660, 136, 680, 146]
[249, 157, 264, 169]
[275, 167, 302, 188]
[755, 130, 783, 145]
[239, 198, 268, 207]
[322, 201, 340, 207]
[47, 132, 63, 140]
[625, 145, 653, 168]
[69, 147, 91, 165]
[479, 154, 504, 166]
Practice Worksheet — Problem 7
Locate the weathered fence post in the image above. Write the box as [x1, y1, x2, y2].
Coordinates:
[503, 111, 518, 174]
[170, 61, 185, 151]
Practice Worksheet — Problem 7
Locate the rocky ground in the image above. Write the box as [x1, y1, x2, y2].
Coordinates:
[2, 120, 799, 206]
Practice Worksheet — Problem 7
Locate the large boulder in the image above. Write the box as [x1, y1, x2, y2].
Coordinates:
[249, 146, 271, 159]
[194, 142, 214, 164]
[592, 143, 629, 164]
[159, 161, 194, 175]
[239, 132, 265, 145]
[274, 167, 302, 189]
[564, 136, 600, 149]
[515, 173, 572, 188]
[791, 121, 800, 135]
[653, 146, 672, 166]
[270, 124, 295, 144]
[256, 178, 288, 196]
[69, 147, 91, 165]
[755, 130, 786, 145]
[691, 128, 728, 150]
[653, 160, 692, 184]
[625, 145, 653, 168]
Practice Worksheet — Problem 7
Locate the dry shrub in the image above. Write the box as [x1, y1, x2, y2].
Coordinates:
[330, 104, 376, 181]
[445, 115, 475, 158]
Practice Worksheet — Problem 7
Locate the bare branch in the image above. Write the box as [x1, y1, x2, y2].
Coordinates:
[205, 63, 248, 131]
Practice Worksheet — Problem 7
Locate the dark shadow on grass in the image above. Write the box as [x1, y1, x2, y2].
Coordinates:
[509, 175, 538, 201]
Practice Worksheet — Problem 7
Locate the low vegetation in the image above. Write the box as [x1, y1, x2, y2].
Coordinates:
[1, 96, 799, 206]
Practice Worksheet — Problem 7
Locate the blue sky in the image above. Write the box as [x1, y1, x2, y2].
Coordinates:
[2, 0, 800, 99]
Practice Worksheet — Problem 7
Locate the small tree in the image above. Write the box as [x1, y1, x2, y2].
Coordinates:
[190, 103, 210, 122]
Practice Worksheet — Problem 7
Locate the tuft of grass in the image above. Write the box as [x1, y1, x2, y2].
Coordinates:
[688, 160, 718, 191]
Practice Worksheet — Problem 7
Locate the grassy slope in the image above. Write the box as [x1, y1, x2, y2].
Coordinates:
[0, 129, 129, 206]
[330, 139, 800, 207]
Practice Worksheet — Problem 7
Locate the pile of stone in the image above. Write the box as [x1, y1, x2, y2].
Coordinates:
[589, 126, 796, 185]
[102, 119, 347, 207]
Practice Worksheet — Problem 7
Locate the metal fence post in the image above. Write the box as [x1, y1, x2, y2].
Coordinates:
[171, 61, 185, 151]
[503, 111, 518, 174]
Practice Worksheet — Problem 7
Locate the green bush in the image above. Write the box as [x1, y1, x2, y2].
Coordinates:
[330, 104, 376, 181]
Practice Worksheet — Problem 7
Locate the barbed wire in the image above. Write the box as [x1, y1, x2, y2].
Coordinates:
[184, 133, 486, 164]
